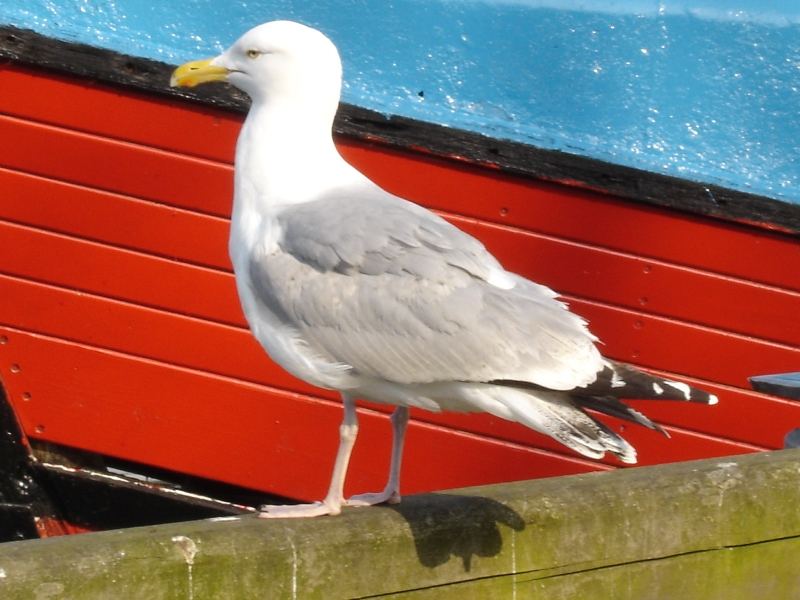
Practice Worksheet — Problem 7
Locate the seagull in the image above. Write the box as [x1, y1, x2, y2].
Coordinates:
[171, 20, 717, 518]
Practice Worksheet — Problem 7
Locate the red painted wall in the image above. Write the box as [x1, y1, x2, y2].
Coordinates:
[1, 64, 799, 502]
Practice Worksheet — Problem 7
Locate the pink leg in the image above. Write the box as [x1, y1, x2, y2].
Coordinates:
[346, 406, 409, 507]
[259, 393, 358, 518]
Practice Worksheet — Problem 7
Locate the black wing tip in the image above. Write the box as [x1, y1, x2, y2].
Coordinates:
[590, 361, 720, 405]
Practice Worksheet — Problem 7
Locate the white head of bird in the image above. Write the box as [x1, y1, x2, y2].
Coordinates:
[172, 21, 359, 208]
[171, 20, 343, 121]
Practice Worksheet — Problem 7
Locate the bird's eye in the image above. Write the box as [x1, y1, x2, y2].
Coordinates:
[246, 49, 261, 59]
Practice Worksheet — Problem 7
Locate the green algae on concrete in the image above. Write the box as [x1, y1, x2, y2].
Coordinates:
[0, 449, 799, 599]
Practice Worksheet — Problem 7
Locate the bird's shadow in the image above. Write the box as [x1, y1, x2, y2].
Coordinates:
[388, 492, 525, 571]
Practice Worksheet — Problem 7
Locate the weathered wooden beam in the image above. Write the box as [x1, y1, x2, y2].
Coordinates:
[1, 450, 799, 599]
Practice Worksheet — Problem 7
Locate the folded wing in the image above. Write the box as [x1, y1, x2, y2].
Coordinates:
[250, 184, 605, 391]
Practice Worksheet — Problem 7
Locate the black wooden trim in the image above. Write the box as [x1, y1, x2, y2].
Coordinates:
[0, 383, 58, 541]
[2, 24, 798, 235]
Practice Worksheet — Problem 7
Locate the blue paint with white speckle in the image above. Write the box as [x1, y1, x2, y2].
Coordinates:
[2, 1, 799, 204]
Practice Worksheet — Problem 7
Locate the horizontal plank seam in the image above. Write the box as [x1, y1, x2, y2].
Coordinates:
[449, 211, 800, 298]
[0, 175, 231, 273]
[354, 533, 800, 598]
[0, 92, 238, 165]
[3, 112, 796, 297]
[0, 113, 233, 219]
[2, 211, 796, 354]
[3, 111, 797, 297]
[0, 111, 233, 170]
[0, 164, 231, 227]
[0, 213, 229, 274]
[432, 195, 800, 291]
[565, 293, 800, 354]
[0, 318, 770, 455]
[0, 323, 621, 470]
[0, 157, 231, 222]
[0, 269, 240, 330]
[4, 256, 781, 390]
[0, 217, 241, 316]
[2, 261, 793, 397]
[2, 196, 795, 354]
[0, 268, 247, 333]
[2, 32, 798, 236]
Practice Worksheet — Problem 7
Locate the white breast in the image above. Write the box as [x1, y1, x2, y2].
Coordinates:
[229, 209, 356, 391]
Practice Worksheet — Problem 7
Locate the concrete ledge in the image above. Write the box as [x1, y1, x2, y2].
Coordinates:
[1, 450, 799, 599]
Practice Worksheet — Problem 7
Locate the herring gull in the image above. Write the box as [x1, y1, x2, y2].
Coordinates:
[171, 21, 718, 518]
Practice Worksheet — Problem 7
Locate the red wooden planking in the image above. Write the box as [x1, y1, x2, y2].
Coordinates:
[0, 326, 611, 500]
[570, 297, 800, 390]
[0, 271, 298, 393]
[2, 217, 798, 393]
[1, 108, 795, 349]
[0, 219, 242, 326]
[2, 64, 797, 294]
[0, 64, 240, 163]
[3, 70, 793, 360]
[454, 217, 800, 347]
[0, 213, 797, 387]
[0, 113, 232, 217]
[0, 167, 230, 270]
[627, 383, 798, 452]
[0, 64, 797, 495]
[2, 163, 797, 349]
[340, 142, 800, 293]
[0, 272, 788, 455]
[0, 323, 758, 498]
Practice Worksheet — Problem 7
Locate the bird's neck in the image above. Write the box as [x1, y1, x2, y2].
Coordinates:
[233, 100, 361, 213]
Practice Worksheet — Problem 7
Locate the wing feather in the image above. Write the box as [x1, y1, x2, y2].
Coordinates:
[250, 186, 603, 389]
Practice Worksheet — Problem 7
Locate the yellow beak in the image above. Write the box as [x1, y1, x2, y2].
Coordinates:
[170, 58, 229, 88]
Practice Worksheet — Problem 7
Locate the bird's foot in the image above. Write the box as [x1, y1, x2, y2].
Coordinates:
[345, 489, 401, 508]
[257, 499, 341, 519]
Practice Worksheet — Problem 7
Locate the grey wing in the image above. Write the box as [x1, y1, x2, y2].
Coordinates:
[252, 185, 603, 391]
[276, 185, 501, 282]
